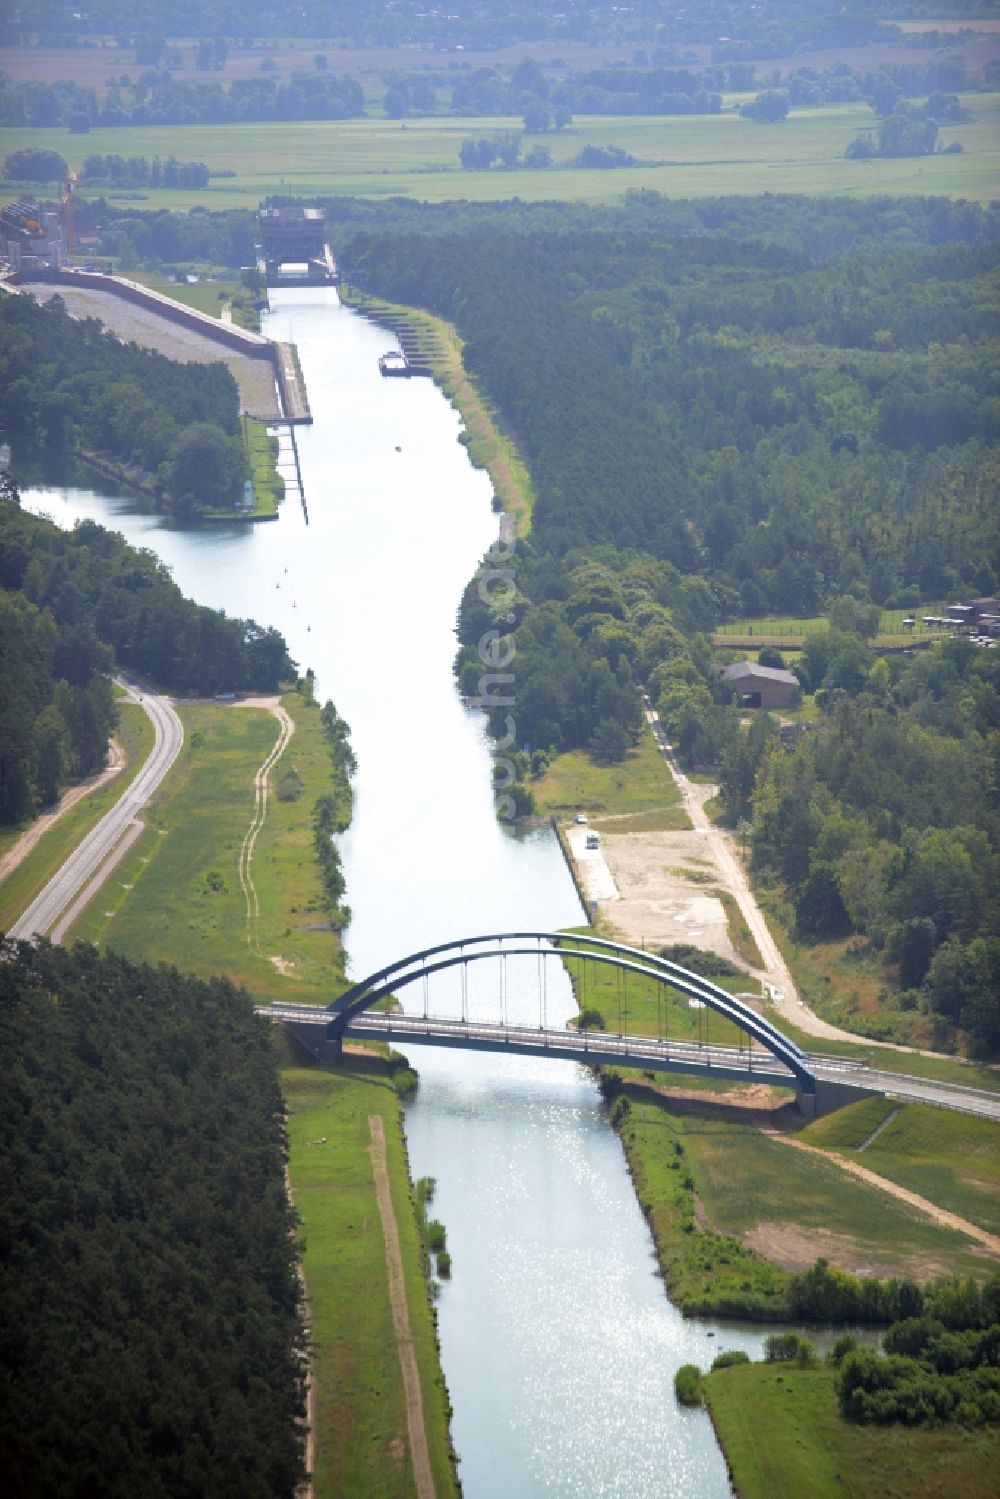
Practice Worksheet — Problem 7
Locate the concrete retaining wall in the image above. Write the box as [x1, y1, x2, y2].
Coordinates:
[50, 270, 311, 424]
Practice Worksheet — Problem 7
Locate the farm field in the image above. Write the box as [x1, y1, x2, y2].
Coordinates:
[5, 33, 997, 93]
[2, 96, 997, 208]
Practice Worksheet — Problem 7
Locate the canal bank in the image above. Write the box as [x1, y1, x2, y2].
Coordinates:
[20, 286, 805, 1498]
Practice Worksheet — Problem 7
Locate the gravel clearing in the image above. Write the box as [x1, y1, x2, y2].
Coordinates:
[22, 281, 281, 418]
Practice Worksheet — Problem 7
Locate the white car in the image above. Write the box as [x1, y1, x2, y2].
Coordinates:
[574, 813, 588, 824]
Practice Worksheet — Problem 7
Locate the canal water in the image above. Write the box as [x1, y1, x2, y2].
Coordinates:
[24, 288, 806, 1496]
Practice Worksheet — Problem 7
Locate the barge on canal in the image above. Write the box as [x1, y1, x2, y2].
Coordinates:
[379, 349, 410, 377]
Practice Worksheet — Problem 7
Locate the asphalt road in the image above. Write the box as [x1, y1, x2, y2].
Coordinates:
[8, 681, 184, 942]
[262, 1005, 1000, 1121]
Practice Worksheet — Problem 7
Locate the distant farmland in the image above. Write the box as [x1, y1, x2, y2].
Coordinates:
[2, 95, 997, 209]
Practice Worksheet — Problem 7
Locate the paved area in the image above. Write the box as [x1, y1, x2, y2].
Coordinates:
[22, 281, 280, 418]
[7, 680, 183, 942]
[566, 823, 619, 902]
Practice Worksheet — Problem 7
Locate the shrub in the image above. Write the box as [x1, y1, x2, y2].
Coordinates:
[610, 1095, 631, 1126]
[674, 1364, 703, 1405]
[426, 1220, 447, 1252]
[711, 1349, 751, 1371]
[829, 1334, 859, 1364]
[765, 1333, 807, 1363]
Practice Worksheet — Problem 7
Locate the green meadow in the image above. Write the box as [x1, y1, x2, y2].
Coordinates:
[3, 94, 997, 209]
[804, 1099, 1000, 1237]
[619, 1090, 995, 1307]
[71, 692, 348, 1002]
[531, 719, 686, 818]
[704, 1363, 1000, 1499]
[282, 1055, 459, 1499]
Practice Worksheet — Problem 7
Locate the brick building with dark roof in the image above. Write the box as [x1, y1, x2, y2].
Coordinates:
[721, 661, 800, 710]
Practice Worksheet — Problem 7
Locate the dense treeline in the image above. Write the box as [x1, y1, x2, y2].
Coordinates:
[77, 192, 1000, 280]
[2, 147, 210, 187]
[835, 1279, 1000, 1426]
[344, 192, 998, 1046]
[0, 67, 363, 129]
[0, 291, 248, 515]
[310, 697, 355, 926]
[0, 482, 293, 823]
[0, 938, 306, 1496]
[78, 199, 257, 269]
[442, 55, 978, 124]
[742, 636, 1000, 1047]
[787, 1257, 999, 1329]
[0, 49, 984, 131]
[344, 213, 999, 608]
[80, 153, 211, 188]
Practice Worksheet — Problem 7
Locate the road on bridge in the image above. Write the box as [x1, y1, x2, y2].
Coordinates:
[262, 1005, 1000, 1122]
[7, 679, 184, 943]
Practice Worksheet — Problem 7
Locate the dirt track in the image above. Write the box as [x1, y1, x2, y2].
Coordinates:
[368, 1114, 435, 1499]
[763, 1129, 1000, 1258]
[236, 699, 294, 947]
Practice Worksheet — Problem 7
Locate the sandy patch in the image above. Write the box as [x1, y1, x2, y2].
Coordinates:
[269, 955, 296, 975]
[233, 694, 284, 711]
[599, 829, 742, 962]
[744, 1223, 907, 1278]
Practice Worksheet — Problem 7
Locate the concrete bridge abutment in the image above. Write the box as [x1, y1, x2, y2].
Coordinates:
[799, 1078, 882, 1119]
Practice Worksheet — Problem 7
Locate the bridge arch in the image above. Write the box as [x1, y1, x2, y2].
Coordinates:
[327, 931, 814, 1093]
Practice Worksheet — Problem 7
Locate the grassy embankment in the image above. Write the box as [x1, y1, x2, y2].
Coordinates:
[559, 925, 763, 1051]
[0, 697, 152, 933]
[281, 1049, 459, 1499]
[802, 1097, 1000, 1238]
[240, 414, 285, 519]
[340, 285, 535, 534]
[67, 689, 458, 1493]
[703, 1362, 1000, 1499]
[70, 691, 346, 1002]
[4, 94, 996, 207]
[128, 266, 247, 320]
[612, 1086, 996, 1321]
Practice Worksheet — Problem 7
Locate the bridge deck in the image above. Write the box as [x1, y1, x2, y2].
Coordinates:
[268, 1007, 799, 1089]
[262, 1006, 1000, 1120]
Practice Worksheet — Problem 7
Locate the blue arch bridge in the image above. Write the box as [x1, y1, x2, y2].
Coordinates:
[266, 932, 883, 1117]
